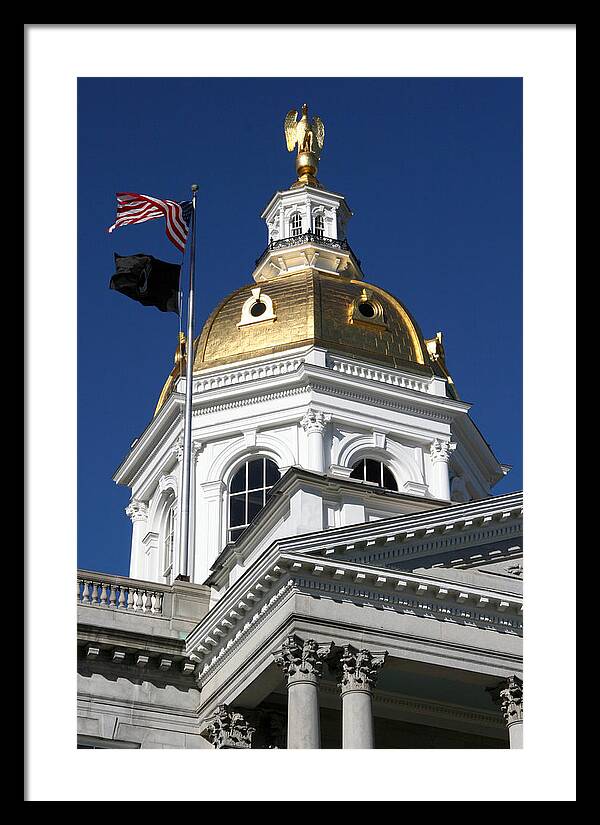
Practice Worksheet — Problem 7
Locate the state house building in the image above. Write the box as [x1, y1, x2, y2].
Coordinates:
[77, 106, 523, 750]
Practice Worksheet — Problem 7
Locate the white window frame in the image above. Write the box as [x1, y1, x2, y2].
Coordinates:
[162, 500, 176, 578]
[228, 457, 280, 543]
[290, 212, 302, 237]
[350, 458, 398, 491]
[314, 212, 325, 238]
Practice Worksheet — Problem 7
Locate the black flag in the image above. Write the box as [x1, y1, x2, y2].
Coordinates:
[109, 253, 181, 313]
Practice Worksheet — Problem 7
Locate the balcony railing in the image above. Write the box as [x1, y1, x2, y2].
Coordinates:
[77, 570, 167, 615]
[254, 232, 361, 269]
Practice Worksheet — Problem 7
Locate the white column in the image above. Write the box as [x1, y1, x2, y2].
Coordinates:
[301, 408, 330, 473]
[186, 440, 203, 582]
[125, 500, 148, 579]
[490, 675, 523, 749]
[274, 635, 333, 749]
[198, 480, 226, 584]
[337, 645, 387, 749]
[430, 438, 457, 500]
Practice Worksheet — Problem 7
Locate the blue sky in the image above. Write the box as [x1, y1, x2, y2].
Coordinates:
[78, 77, 522, 576]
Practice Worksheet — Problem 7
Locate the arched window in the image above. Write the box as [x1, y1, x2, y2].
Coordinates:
[228, 457, 280, 543]
[314, 213, 325, 238]
[162, 499, 176, 577]
[290, 212, 302, 237]
[350, 458, 398, 491]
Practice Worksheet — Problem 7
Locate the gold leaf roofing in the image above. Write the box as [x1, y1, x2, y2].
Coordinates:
[193, 270, 432, 374]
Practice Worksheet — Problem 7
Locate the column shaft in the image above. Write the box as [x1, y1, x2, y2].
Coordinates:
[287, 675, 321, 749]
[508, 720, 523, 749]
[430, 439, 456, 500]
[341, 688, 374, 749]
[336, 645, 387, 750]
[433, 459, 451, 500]
[307, 430, 325, 473]
[274, 635, 333, 750]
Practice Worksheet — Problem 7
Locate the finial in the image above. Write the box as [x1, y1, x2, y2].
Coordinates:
[283, 104, 325, 188]
[191, 183, 199, 192]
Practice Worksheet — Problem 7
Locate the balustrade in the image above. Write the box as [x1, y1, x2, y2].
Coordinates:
[77, 572, 165, 615]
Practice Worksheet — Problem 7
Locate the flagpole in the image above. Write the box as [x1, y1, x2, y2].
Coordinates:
[176, 183, 198, 581]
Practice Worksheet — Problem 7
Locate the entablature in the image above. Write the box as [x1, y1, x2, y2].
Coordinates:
[187, 546, 523, 691]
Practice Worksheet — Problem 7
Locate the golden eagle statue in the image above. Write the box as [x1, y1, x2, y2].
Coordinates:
[284, 103, 325, 187]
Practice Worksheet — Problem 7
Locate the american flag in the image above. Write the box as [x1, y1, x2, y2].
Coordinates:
[108, 192, 193, 253]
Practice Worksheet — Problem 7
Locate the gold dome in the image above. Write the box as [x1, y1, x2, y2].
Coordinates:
[193, 270, 432, 374]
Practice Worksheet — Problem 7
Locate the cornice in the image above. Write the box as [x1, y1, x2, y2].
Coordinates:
[258, 490, 523, 561]
[187, 546, 523, 681]
[189, 362, 467, 424]
[113, 348, 494, 489]
[260, 185, 351, 220]
[113, 393, 183, 486]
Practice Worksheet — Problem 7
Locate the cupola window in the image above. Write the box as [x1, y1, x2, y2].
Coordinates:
[314, 213, 325, 238]
[290, 212, 302, 237]
[350, 458, 398, 491]
[228, 457, 281, 543]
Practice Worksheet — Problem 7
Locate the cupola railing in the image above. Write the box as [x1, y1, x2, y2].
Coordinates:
[255, 231, 361, 270]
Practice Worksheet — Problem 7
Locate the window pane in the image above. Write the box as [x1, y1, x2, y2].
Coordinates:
[247, 459, 264, 490]
[229, 526, 245, 543]
[265, 458, 280, 486]
[382, 465, 398, 491]
[247, 488, 264, 523]
[230, 464, 246, 494]
[350, 459, 365, 480]
[229, 494, 246, 528]
[365, 459, 380, 484]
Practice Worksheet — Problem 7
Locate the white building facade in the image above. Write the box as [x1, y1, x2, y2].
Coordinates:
[78, 110, 522, 750]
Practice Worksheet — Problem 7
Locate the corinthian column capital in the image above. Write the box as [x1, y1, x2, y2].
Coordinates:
[201, 704, 255, 749]
[336, 645, 387, 694]
[488, 675, 523, 725]
[274, 634, 334, 683]
[125, 499, 148, 523]
[300, 408, 330, 435]
[430, 438, 457, 463]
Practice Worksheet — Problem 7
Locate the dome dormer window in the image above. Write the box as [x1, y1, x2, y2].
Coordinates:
[350, 289, 387, 329]
[237, 287, 277, 327]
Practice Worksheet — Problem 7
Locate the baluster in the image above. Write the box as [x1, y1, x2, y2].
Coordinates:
[142, 590, 150, 612]
[128, 588, 137, 610]
[91, 581, 99, 605]
[81, 580, 90, 604]
[99, 582, 108, 606]
[117, 586, 126, 609]
[108, 584, 117, 608]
